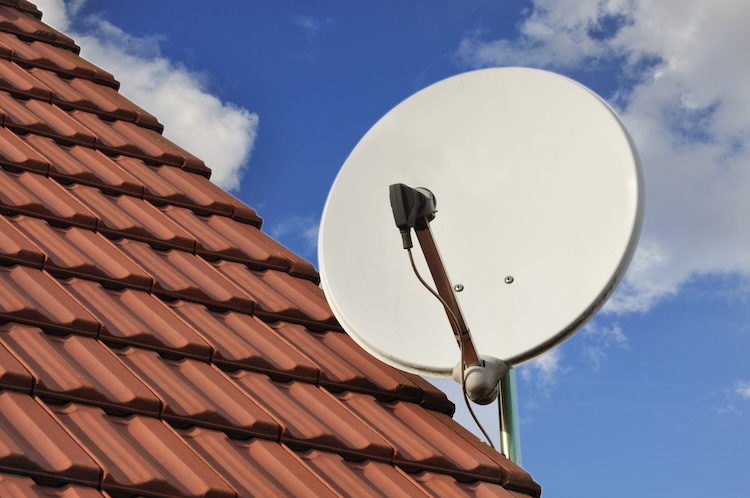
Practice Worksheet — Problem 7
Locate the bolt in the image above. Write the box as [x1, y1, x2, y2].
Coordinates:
[454, 284, 464, 292]
[504, 276, 514, 284]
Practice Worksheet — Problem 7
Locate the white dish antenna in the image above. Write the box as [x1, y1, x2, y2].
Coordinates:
[319, 67, 643, 403]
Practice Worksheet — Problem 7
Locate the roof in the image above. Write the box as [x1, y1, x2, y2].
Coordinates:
[0, 2, 541, 496]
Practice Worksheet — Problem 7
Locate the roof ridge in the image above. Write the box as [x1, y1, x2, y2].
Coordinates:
[0, 3, 79, 53]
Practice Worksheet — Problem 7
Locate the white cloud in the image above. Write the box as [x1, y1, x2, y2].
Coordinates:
[737, 381, 750, 401]
[457, 0, 750, 312]
[293, 15, 333, 36]
[268, 214, 320, 256]
[520, 348, 564, 386]
[35, 0, 258, 191]
[581, 321, 628, 370]
[34, 0, 70, 30]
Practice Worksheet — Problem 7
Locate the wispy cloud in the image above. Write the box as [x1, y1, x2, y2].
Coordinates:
[293, 15, 333, 36]
[581, 321, 629, 370]
[35, 0, 258, 191]
[519, 348, 564, 387]
[715, 380, 750, 415]
[268, 214, 320, 258]
[457, 0, 750, 313]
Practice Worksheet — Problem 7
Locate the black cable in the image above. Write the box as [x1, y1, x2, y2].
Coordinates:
[406, 248, 496, 449]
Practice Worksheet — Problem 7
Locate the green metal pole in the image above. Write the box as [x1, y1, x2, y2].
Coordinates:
[499, 367, 521, 465]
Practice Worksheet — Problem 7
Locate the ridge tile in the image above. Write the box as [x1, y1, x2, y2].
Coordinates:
[4, 2, 42, 20]
[0, 265, 100, 335]
[12, 216, 153, 290]
[179, 427, 339, 497]
[115, 347, 280, 439]
[0, 391, 101, 487]
[50, 402, 236, 498]
[230, 369, 394, 461]
[0, 5, 78, 52]
[167, 300, 319, 382]
[60, 277, 213, 360]
[0, 322, 162, 415]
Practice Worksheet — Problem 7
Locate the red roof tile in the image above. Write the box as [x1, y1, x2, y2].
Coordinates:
[0, 91, 96, 145]
[117, 238, 253, 310]
[180, 427, 340, 497]
[297, 449, 431, 497]
[231, 369, 394, 461]
[0, 473, 107, 498]
[27, 134, 143, 195]
[411, 471, 522, 497]
[0, 214, 44, 266]
[0, 167, 97, 227]
[0, 3, 541, 497]
[0, 57, 50, 100]
[212, 260, 335, 326]
[30, 66, 162, 131]
[121, 155, 261, 223]
[69, 183, 196, 250]
[338, 392, 508, 482]
[0, 265, 100, 334]
[0, 335, 33, 391]
[12, 216, 152, 289]
[60, 277, 213, 359]
[0, 322, 162, 415]
[116, 347, 280, 439]
[270, 321, 424, 401]
[162, 206, 284, 266]
[51, 403, 236, 498]
[168, 300, 320, 381]
[0, 391, 101, 487]
[0, 126, 49, 172]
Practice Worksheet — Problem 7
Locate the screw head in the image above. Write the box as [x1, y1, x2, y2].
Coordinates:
[454, 284, 464, 292]
[504, 276, 514, 284]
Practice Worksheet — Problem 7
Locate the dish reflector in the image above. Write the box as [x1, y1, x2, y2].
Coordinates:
[319, 67, 643, 377]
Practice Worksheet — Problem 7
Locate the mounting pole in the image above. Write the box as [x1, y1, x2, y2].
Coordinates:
[498, 367, 522, 464]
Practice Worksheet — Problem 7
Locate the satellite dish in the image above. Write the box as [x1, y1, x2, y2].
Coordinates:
[319, 67, 643, 384]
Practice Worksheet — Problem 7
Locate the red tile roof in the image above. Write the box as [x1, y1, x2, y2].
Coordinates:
[0, 3, 541, 496]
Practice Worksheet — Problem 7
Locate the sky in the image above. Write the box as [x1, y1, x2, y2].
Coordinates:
[35, 1, 750, 496]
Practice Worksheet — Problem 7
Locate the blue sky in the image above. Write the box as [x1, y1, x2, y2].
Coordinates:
[38, 1, 750, 496]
